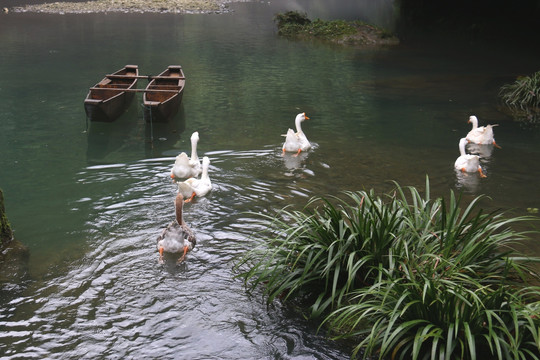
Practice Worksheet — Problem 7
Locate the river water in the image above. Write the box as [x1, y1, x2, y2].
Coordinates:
[1, 1, 539, 358]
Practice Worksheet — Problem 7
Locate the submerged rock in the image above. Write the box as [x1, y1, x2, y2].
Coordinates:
[0, 189, 13, 248]
[0, 241, 30, 286]
[0, 189, 30, 288]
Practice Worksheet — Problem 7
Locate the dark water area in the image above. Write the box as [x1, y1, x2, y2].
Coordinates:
[0, 0, 539, 358]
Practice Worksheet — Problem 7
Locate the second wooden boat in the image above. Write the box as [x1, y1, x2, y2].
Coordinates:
[143, 65, 185, 122]
[84, 65, 139, 122]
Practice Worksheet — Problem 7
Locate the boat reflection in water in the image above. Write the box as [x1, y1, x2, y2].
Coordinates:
[145, 106, 187, 158]
[86, 105, 186, 164]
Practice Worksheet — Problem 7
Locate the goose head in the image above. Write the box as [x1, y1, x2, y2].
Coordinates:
[468, 115, 478, 128]
[190, 131, 199, 144]
[295, 112, 309, 129]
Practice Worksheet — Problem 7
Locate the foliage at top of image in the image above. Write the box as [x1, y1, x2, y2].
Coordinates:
[499, 70, 540, 125]
[235, 177, 540, 360]
[273, 11, 398, 45]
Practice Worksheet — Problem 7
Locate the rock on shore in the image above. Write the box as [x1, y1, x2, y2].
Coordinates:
[11, 0, 242, 14]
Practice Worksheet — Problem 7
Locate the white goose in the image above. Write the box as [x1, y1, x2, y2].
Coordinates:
[157, 193, 196, 264]
[282, 112, 311, 156]
[177, 156, 212, 203]
[466, 115, 501, 148]
[170, 131, 202, 180]
[188, 131, 202, 174]
[454, 138, 486, 177]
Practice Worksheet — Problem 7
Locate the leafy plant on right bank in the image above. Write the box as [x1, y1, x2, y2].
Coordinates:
[499, 70, 540, 125]
[235, 177, 540, 359]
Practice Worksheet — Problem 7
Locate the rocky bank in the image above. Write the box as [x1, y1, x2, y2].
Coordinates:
[9, 0, 242, 14]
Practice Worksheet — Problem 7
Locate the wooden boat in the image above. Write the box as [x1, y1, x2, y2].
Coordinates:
[143, 65, 185, 122]
[84, 65, 139, 122]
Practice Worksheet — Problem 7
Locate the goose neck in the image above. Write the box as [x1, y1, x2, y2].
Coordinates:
[175, 194, 185, 225]
[469, 117, 478, 130]
[295, 117, 303, 133]
[190, 140, 198, 161]
[459, 140, 467, 156]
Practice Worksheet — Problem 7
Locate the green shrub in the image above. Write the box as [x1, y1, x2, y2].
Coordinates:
[274, 11, 357, 40]
[235, 189, 408, 317]
[235, 178, 540, 359]
[499, 71, 540, 124]
[328, 248, 540, 359]
[273, 10, 311, 28]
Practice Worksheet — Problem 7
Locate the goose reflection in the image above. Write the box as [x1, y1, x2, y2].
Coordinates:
[455, 170, 482, 193]
[85, 106, 138, 164]
[466, 142, 495, 159]
[282, 150, 309, 170]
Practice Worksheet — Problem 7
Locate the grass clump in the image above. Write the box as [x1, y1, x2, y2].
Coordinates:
[274, 10, 312, 28]
[235, 178, 540, 359]
[235, 189, 407, 317]
[274, 11, 357, 40]
[329, 265, 540, 359]
[499, 71, 540, 125]
[273, 10, 398, 45]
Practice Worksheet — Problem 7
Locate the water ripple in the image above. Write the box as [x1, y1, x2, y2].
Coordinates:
[0, 147, 353, 359]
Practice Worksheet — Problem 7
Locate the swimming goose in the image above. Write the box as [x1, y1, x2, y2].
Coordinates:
[466, 115, 501, 148]
[454, 138, 486, 177]
[157, 193, 196, 264]
[170, 132, 202, 180]
[282, 112, 311, 156]
[188, 131, 202, 175]
[177, 156, 212, 202]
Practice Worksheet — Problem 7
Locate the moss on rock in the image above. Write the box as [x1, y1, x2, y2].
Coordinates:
[274, 11, 399, 46]
[0, 189, 30, 285]
[0, 189, 13, 248]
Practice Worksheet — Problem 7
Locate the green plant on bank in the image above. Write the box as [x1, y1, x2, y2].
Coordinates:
[328, 262, 540, 360]
[274, 11, 358, 40]
[499, 71, 540, 124]
[235, 177, 540, 359]
[235, 188, 408, 317]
